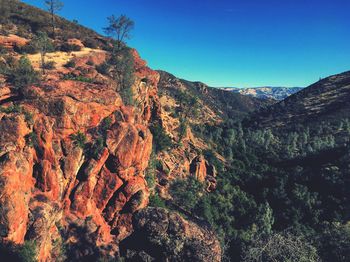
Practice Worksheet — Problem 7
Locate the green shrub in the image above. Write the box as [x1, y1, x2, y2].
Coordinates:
[14, 36, 55, 55]
[60, 43, 82, 52]
[64, 60, 76, 68]
[99, 117, 112, 134]
[14, 43, 37, 55]
[0, 59, 8, 75]
[24, 110, 34, 125]
[149, 193, 166, 208]
[149, 124, 173, 153]
[26, 132, 39, 148]
[0, 104, 22, 114]
[178, 119, 187, 140]
[42, 61, 55, 70]
[120, 85, 134, 106]
[89, 136, 104, 159]
[70, 131, 87, 149]
[83, 38, 99, 49]
[95, 62, 110, 75]
[169, 176, 204, 212]
[18, 241, 37, 262]
[7, 56, 39, 92]
[145, 152, 159, 190]
[86, 60, 94, 66]
[8, 57, 38, 88]
[0, 45, 8, 55]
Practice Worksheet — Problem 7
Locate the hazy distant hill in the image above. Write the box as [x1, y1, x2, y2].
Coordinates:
[225, 86, 304, 100]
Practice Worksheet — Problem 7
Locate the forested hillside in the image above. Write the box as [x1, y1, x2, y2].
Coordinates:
[155, 71, 350, 261]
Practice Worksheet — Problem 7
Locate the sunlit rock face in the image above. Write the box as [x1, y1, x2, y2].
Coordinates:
[0, 46, 159, 260]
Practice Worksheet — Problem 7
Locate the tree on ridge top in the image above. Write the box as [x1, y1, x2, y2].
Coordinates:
[104, 15, 134, 51]
[44, 0, 64, 38]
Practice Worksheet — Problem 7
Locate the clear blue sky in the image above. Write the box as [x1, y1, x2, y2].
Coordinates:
[23, 0, 350, 87]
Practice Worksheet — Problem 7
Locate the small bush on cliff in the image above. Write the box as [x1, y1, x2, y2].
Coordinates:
[42, 61, 55, 70]
[14, 42, 38, 55]
[149, 193, 167, 208]
[89, 136, 104, 159]
[145, 152, 160, 190]
[70, 131, 87, 149]
[95, 62, 110, 75]
[26, 132, 39, 148]
[0, 104, 22, 114]
[149, 124, 173, 153]
[178, 119, 188, 141]
[23, 110, 34, 125]
[18, 241, 37, 262]
[7, 56, 39, 92]
[82, 38, 99, 49]
[60, 43, 82, 52]
[64, 59, 76, 68]
[0, 45, 8, 55]
[99, 117, 113, 135]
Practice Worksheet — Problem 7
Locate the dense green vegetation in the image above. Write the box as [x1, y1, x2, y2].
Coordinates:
[163, 115, 350, 261]
[0, 241, 37, 262]
[70, 131, 87, 149]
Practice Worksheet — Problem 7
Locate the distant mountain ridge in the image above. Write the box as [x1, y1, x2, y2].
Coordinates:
[223, 86, 304, 100]
[244, 70, 350, 129]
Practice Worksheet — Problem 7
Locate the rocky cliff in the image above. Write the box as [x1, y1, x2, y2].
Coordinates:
[0, 26, 222, 260]
[0, 37, 154, 259]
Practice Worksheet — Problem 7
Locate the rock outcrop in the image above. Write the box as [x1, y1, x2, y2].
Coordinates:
[120, 207, 222, 262]
[0, 47, 158, 260]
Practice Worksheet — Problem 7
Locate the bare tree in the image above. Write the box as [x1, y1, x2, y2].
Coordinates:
[242, 231, 320, 262]
[104, 15, 134, 51]
[44, 0, 64, 38]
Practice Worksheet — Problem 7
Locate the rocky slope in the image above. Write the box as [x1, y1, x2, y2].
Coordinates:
[228, 86, 303, 100]
[153, 71, 271, 198]
[158, 71, 270, 121]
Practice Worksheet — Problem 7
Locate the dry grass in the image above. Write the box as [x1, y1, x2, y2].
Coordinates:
[27, 48, 106, 70]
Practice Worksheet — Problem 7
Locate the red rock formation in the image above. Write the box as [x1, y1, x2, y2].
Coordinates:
[0, 49, 159, 261]
[0, 34, 28, 49]
[190, 155, 217, 191]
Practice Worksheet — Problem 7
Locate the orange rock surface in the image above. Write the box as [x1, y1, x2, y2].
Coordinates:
[0, 49, 158, 261]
